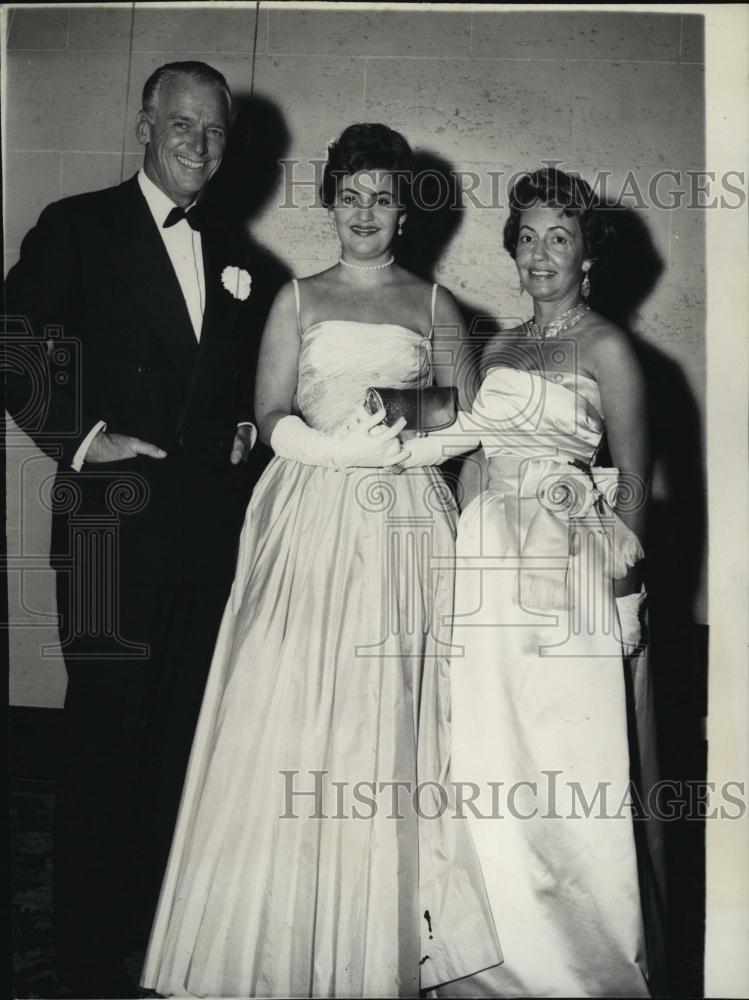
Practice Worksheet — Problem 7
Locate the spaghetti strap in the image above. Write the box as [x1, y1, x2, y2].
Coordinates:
[292, 278, 302, 336]
[430, 283, 439, 334]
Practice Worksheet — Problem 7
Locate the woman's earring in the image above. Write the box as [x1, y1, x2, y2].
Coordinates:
[581, 265, 591, 299]
[398, 218, 405, 237]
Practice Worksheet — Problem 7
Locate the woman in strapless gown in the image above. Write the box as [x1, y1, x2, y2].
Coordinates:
[407, 168, 666, 997]
[140, 124, 501, 998]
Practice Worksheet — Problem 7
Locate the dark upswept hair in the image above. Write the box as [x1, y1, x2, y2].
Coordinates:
[321, 123, 413, 208]
[502, 167, 614, 261]
[142, 61, 233, 120]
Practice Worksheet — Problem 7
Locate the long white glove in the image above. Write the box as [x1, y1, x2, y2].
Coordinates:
[616, 586, 647, 657]
[270, 411, 408, 470]
[399, 422, 481, 469]
[398, 433, 452, 468]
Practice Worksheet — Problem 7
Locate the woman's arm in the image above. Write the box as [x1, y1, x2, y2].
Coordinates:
[589, 323, 651, 597]
[254, 282, 302, 447]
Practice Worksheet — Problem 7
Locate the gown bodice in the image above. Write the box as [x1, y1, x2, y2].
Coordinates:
[296, 321, 432, 434]
[462, 363, 643, 612]
[469, 365, 605, 495]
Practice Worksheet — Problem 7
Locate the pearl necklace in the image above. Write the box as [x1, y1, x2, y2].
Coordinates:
[525, 302, 590, 340]
[338, 255, 395, 272]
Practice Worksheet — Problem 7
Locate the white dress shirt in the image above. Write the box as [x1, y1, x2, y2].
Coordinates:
[137, 168, 206, 340]
[72, 170, 254, 469]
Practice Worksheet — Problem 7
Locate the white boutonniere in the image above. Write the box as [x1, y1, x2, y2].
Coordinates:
[222, 266, 252, 301]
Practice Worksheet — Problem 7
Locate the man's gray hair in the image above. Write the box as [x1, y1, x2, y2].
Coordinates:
[142, 61, 233, 120]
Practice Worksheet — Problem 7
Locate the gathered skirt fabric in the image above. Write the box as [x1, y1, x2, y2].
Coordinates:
[432, 486, 660, 998]
[141, 458, 502, 998]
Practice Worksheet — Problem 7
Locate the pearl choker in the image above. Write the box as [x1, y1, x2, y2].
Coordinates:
[525, 302, 590, 340]
[338, 255, 395, 272]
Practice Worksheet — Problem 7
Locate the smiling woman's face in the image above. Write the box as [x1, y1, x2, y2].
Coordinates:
[514, 203, 592, 306]
[330, 171, 406, 262]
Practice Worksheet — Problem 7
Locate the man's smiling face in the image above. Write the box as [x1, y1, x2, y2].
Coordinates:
[137, 73, 229, 208]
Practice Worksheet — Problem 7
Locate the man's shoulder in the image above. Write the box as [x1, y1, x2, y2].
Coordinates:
[40, 176, 140, 225]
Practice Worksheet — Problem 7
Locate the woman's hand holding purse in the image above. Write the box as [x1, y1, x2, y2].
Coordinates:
[337, 409, 409, 468]
[271, 410, 408, 470]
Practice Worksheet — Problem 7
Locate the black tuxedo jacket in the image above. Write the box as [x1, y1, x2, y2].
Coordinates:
[4, 175, 258, 587]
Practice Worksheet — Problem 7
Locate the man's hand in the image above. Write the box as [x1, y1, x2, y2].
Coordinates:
[230, 424, 255, 465]
[85, 430, 167, 463]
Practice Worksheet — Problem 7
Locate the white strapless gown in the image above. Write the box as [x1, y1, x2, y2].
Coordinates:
[433, 366, 666, 998]
[140, 321, 502, 998]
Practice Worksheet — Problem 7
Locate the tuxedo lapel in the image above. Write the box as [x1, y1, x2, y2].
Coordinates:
[199, 226, 237, 354]
[183, 225, 240, 417]
[109, 178, 198, 383]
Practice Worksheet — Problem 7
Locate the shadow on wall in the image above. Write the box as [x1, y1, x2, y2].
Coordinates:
[402, 148, 507, 316]
[398, 150, 464, 281]
[398, 150, 501, 407]
[594, 206, 707, 707]
[202, 92, 294, 474]
[595, 204, 707, 998]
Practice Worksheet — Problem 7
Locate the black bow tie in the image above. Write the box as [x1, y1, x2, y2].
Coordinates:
[163, 205, 202, 231]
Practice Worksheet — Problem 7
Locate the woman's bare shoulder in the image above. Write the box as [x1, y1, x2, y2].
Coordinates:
[294, 267, 338, 290]
[581, 311, 641, 377]
[583, 311, 635, 353]
[387, 266, 437, 296]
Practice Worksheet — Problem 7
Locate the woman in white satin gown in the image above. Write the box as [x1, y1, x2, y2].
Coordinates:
[406, 168, 666, 997]
[140, 124, 501, 999]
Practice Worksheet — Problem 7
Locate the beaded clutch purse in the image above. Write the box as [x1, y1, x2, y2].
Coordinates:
[363, 386, 458, 433]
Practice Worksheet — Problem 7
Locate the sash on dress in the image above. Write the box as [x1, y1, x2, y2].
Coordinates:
[514, 459, 644, 611]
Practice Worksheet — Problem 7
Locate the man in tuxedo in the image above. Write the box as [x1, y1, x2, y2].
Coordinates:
[5, 62, 259, 997]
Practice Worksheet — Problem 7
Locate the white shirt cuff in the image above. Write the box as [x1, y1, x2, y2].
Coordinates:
[237, 421, 257, 450]
[71, 420, 107, 471]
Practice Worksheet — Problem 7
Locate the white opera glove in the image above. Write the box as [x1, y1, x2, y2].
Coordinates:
[398, 433, 452, 469]
[616, 585, 647, 657]
[337, 403, 370, 437]
[270, 412, 408, 470]
[399, 421, 480, 469]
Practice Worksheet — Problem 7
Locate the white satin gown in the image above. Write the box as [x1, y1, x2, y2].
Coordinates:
[436, 365, 666, 998]
[140, 284, 503, 998]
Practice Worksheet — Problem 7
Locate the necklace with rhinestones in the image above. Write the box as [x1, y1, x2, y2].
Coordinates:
[525, 302, 590, 340]
[338, 255, 395, 271]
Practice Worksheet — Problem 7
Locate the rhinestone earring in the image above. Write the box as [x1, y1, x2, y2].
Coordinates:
[398, 222, 404, 237]
[581, 271, 591, 299]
